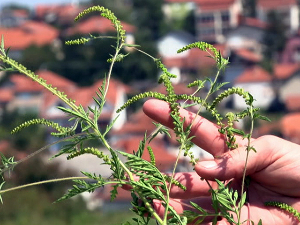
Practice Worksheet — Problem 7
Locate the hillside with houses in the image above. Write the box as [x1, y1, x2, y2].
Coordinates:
[1, 0, 300, 211]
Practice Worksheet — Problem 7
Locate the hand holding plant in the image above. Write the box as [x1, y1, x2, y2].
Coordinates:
[143, 99, 300, 224]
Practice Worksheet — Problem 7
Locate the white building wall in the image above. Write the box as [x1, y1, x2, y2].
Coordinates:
[233, 82, 275, 110]
[157, 35, 190, 58]
[280, 76, 300, 101]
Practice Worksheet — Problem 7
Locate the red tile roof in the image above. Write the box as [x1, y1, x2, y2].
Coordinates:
[112, 109, 156, 135]
[257, 0, 297, 10]
[281, 113, 300, 143]
[0, 21, 59, 50]
[41, 77, 130, 118]
[66, 16, 135, 36]
[35, 4, 83, 23]
[239, 17, 268, 29]
[273, 64, 300, 80]
[0, 89, 14, 102]
[285, 95, 300, 112]
[11, 70, 76, 93]
[12, 9, 30, 18]
[11, 74, 44, 92]
[233, 48, 262, 63]
[235, 64, 300, 83]
[235, 66, 272, 83]
[0, 140, 10, 154]
[37, 70, 76, 90]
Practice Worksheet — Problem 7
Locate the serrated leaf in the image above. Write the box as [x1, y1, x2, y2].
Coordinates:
[213, 82, 230, 92]
[103, 114, 119, 137]
[231, 128, 245, 136]
[255, 114, 271, 122]
[182, 103, 197, 109]
[149, 122, 170, 143]
[123, 43, 141, 47]
[57, 106, 84, 119]
[240, 191, 247, 208]
[190, 201, 207, 214]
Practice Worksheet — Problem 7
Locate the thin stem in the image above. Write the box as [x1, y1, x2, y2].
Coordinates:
[0, 132, 86, 174]
[133, 47, 157, 61]
[103, 43, 123, 99]
[0, 177, 88, 195]
[238, 106, 254, 224]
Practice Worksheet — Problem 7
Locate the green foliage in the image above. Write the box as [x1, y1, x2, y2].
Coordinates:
[0, 5, 284, 225]
[262, 10, 287, 73]
[0, 187, 141, 225]
[131, 0, 167, 40]
[20, 45, 57, 71]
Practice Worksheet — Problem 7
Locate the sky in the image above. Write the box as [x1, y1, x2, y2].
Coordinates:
[0, 0, 82, 9]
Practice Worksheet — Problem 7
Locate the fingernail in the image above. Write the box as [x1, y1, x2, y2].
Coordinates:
[199, 160, 218, 169]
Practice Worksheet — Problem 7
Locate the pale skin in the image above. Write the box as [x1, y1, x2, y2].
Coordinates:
[142, 99, 300, 225]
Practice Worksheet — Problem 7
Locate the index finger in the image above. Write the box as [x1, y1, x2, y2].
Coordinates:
[143, 99, 227, 156]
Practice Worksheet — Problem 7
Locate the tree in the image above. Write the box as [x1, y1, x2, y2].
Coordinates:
[262, 10, 287, 72]
[21, 45, 57, 72]
[89, 0, 132, 22]
[242, 0, 257, 18]
[51, 32, 159, 85]
[131, 0, 167, 40]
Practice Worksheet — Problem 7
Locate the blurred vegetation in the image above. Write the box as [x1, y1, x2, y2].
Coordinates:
[0, 109, 46, 151]
[262, 10, 287, 73]
[0, 187, 151, 225]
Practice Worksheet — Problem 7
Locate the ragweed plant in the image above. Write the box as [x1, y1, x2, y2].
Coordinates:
[0, 5, 299, 225]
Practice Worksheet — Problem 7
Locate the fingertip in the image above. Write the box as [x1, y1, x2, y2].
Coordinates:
[143, 99, 169, 115]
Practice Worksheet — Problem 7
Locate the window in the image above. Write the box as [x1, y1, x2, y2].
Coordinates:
[198, 14, 214, 23]
[221, 11, 230, 22]
[200, 27, 215, 35]
[16, 92, 35, 100]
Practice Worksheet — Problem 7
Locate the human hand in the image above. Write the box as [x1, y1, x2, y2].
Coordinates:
[143, 99, 300, 225]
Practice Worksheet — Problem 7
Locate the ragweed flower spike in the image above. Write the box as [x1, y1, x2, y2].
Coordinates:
[74, 6, 126, 43]
[265, 201, 300, 222]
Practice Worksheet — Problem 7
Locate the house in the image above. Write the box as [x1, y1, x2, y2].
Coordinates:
[158, 30, 195, 59]
[0, 70, 130, 130]
[65, 15, 135, 36]
[285, 95, 300, 112]
[3, 70, 76, 115]
[233, 65, 274, 110]
[0, 8, 30, 28]
[221, 47, 263, 90]
[233, 64, 300, 110]
[276, 64, 300, 102]
[41, 75, 130, 131]
[256, 0, 299, 34]
[0, 20, 59, 59]
[225, 17, 267, 55]
[34, 4, 84, 25]
[161, 42, 227, 81]
[281, 113, 300, 144]
[164, 0, 242, 43]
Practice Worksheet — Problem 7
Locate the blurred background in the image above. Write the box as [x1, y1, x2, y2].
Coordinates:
[0, 0, 300, 224]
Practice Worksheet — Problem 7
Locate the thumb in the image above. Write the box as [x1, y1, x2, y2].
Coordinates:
[194, 136, 274, 181]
